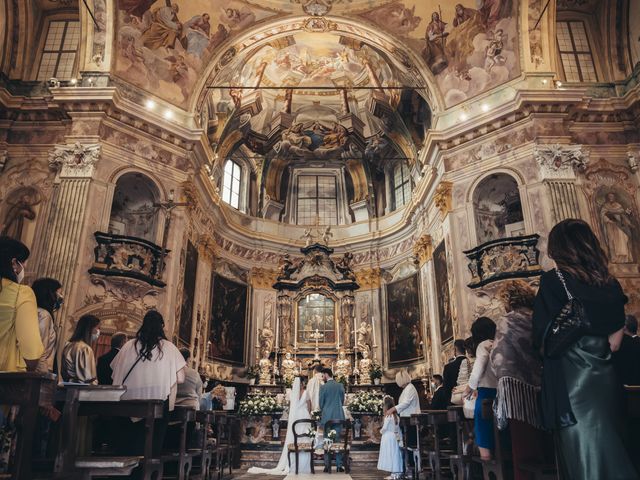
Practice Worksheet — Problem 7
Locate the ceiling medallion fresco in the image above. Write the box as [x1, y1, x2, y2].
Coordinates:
[114, 1, 520, 109]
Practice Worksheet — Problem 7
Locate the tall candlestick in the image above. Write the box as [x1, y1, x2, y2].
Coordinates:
[371, 316, 377, 347]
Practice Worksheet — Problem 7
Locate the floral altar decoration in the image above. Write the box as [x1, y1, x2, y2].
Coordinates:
[347, 390, 384, 415]
[238, 394, 282, 417]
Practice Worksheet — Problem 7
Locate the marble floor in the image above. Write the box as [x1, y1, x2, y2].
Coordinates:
[232, 470, 391, 480]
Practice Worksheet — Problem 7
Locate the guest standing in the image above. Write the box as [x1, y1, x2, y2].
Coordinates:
[491, 280, 550, 480]
[175, 348, 203, 409]
[443, 339, 467, 398]
[31, 278, 63, 374]
[387, 369, 421, 455]
[61, 314, 100, 384]
[612, 314, 640, 386]
[111, 310, 185, 456]
[0, 237, 43, 372]
[429, 374, 449, 410]
[464, 316, 498, 460]
[532, 219, 638, 480]
[96, 332, 126, 385]
[456, 337, 475, 386]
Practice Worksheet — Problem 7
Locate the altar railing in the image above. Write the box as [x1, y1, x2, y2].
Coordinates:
[89, 231, 169, 287]
[464, 234, 542, 288]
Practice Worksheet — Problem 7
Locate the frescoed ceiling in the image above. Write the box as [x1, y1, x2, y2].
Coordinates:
[113, 0, 521, 110]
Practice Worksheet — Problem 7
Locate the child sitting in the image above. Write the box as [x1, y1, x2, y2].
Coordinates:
[377, 395, 403, 480]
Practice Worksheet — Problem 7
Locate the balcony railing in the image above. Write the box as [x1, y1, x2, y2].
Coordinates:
[464, 234, 542, 288]
[89, 231, 169, 287]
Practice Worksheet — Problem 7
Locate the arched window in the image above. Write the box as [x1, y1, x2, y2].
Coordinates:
[37, 19, 80, 81]
[473, 173, 524, 245]
[556, 20, 597, 82]
[393, 163, 411, 209]
[222, 160, 242, 210]
[109, 173, 160, 242]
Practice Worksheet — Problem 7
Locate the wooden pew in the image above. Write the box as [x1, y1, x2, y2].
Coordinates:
[472, 399, 512, 480]
[0, 372, 57, 480]
[410, 411, 453, 480]
[54, 386, 165, 480]
[447, 406, 474, 480]
[162, 407, 196, 480]
[189, 410, 214, 480]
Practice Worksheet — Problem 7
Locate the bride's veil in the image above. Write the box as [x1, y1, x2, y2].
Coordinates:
[247, 376, 304, 475]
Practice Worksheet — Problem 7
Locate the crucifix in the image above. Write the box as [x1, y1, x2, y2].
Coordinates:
[310, 329, 323, 359]
[154, 189, 189, 277]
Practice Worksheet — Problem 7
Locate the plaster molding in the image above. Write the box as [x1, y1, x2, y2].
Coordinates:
[48, 142, 101, 178]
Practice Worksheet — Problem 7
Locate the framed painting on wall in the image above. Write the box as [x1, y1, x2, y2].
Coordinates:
[178, 240, 198, 345]
[386, 273, 423, 366]
[208, 274, 248, 364]
[433, 240, 453, 344]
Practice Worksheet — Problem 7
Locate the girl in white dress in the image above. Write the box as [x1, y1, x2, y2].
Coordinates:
[377, 396, 403, 479]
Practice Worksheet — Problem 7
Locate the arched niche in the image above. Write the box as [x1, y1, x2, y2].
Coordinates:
[472, 173, 524, 245]
[108, 172, 160, 243]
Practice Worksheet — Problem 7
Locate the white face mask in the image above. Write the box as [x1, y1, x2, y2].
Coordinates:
[15, 261, 25, 284]
[91, 329, 100, 342]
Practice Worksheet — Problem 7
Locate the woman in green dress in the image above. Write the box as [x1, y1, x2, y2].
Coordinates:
[532, 219, 638, 479]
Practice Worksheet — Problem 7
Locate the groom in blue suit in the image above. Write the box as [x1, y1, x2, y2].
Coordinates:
[319, 368, 346, 472]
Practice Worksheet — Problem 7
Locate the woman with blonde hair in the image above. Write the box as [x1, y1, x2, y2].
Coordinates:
[387, 369, 420, 458]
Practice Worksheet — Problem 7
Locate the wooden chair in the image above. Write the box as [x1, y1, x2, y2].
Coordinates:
[324, 419, 352, 473]
[0, 372, 57, 480]
[287, 418, 317, 474]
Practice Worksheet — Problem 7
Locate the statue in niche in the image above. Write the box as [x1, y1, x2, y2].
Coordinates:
[1, 190, 39, 240]
[336, 252, 356, 280]
[258, 323, 274, 356]
[334, 349, 351, 379]
[277, 294, 292, 347]
[259, 348, 272, 385]
[600, 192, 634, 263]
[358, 349, 372, 384]
[356, 320, 372, 352]
[340, 295, 355, 348]
[281, 351, 296, 385]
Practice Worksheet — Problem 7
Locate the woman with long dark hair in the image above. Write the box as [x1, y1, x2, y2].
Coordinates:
[532, 219, 637, 479]
[111, 310, 185, 456]
[0, 236, 43, 372]
[32, 277, 63, 373]
[464, 316, 497, 460]
[62, 314, 100, 384]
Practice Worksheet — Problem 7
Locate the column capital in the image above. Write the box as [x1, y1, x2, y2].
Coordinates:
[413, 234, 433, 266]
[434, 181, 453, 219]
[49, 142, 101, 178]
[534, 143, 589, 180]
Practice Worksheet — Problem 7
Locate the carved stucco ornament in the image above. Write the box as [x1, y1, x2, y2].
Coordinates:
[534, 144, 589, 180]
[434, 181, 453, 219]
[49, 142, 101, 178]
[413, 234, 434, 266]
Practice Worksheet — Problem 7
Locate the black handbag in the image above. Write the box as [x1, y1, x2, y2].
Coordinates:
[543, 269, 590, 359]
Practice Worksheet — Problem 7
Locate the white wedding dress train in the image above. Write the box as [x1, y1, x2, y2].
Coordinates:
[248, 378, 312, 475]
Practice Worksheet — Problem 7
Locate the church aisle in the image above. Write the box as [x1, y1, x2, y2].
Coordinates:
[232, 470, 389, 480]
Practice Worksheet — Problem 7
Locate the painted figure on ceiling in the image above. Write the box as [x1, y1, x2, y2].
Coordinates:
[141, 3, 182, 51]
[422, 12, 449, 75]
[361, 3, 421, 36]
[480, 0, 513, 29]
[184, 13, 211, 57]
[220, 7, 256, 32]
[446, 4, 485, 79]
[485, 28, 506, 71]
[118, 0, 155, 19]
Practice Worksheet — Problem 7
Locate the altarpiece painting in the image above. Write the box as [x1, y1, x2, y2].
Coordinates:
[434, 241, 454, 343]
[178, 241, 198, 345]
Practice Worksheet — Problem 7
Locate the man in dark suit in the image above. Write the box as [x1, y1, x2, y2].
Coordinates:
[430, 374, 449, 410]
[319, 368, 346, 472]
[613, 315, 640, 386]
[442, 339, 467, 401]
[97, 332, 127, 385]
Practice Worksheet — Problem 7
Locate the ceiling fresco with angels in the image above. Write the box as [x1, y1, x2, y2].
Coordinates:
[114, 0, 521, 109]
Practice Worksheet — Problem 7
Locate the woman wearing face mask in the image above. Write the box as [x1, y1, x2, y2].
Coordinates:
[62, 314, 100, 384]
[31, 278, 63, 374]
[0, 236, 43, 372]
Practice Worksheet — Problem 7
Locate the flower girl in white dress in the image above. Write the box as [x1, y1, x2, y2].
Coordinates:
[377, 396, 403, 480]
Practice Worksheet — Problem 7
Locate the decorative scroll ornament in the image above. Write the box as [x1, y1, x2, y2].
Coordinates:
[49, 142, 101, 178]
[534, 144, 589, 179]
[354, 268, 382, 290]
[434, 181, 453, 218]
[250, 267, 279, 289]
[302, 0, 333, 16]
[413, 234, 434, 266]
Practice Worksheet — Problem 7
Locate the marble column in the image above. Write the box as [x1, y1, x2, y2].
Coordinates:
[39, 142, 100, 330]
[534, 144, 589, 223]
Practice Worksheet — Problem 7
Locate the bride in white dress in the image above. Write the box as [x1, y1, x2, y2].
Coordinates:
[248, 377, 313, 475]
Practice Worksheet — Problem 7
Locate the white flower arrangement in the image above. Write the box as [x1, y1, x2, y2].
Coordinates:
[311, 409, 322, 421]
[347, 391, 384, 415]
[238, 394, 282, 417]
